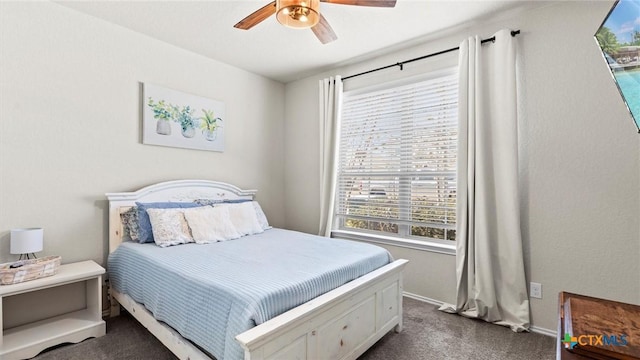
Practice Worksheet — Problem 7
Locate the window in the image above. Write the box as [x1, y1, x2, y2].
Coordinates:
[334, 69, 458, 246]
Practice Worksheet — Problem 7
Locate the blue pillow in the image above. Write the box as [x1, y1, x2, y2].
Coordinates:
[135, 202, 204, 243]
[223, 199, 252, 203]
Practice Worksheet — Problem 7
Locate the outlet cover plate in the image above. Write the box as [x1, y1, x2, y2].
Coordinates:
[530, 282, 542, 299]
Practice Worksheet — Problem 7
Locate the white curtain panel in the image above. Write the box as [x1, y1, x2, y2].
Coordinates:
[318, 76, 343, 237]
[439, 30, 530, 332]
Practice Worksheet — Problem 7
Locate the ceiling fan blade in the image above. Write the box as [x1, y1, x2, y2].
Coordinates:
[312, 14, 338, 44]
[320, 0, 396, 7]
[234, 1, 277, 30]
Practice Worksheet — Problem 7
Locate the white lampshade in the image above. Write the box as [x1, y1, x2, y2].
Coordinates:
[10, 228, 44, 254]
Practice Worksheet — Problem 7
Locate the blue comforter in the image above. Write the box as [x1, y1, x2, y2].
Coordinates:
[108, 228, 391, 360]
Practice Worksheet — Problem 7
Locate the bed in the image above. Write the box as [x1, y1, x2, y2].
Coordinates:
[106, 180, 408, 360]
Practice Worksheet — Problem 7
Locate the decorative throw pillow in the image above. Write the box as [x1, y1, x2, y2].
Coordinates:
[120, 207, 140, 242]
[224, 202, 264, 236]
[136, 202, 203, 243]
[182, 206, 242, 243]
[252, 201, 271, 231]
[193, 199, 269, 230]
[146, 208, 194, 247]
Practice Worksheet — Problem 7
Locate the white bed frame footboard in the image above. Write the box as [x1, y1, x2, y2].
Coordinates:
[236, 259, 407, 360]
[106, 180, 408, 360]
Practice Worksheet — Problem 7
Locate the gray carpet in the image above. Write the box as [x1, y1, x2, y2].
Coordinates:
[34, 297, 555, 360]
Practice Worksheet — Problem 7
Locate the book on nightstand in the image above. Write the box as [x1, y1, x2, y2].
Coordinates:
[563, 295, 640, 360]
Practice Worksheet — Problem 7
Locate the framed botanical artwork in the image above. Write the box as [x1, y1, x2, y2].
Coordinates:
[595, 0, 640, 133]
[142, 83, 225, 151]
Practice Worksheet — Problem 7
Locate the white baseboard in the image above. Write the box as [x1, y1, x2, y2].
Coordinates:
[530, 326, 556, 338]
[403, 291, 556, 338]
[403, 291, 445, 307]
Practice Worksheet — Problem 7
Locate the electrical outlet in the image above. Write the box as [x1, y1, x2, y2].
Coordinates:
[530, 282, 542, 299]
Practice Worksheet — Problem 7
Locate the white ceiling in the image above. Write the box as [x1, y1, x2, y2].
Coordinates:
[56, 0, 530, 83]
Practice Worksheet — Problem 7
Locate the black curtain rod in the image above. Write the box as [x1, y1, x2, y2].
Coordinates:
[342, 30, 520, 81]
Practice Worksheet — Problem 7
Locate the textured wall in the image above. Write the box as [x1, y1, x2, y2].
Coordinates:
[283, 1, 640, 331]
[0, 1, 285, 266]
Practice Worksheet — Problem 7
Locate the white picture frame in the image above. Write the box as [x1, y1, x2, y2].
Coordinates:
[142, 83, 225, 152]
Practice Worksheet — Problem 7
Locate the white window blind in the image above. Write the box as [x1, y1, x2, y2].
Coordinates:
[335, 70, 458, 242]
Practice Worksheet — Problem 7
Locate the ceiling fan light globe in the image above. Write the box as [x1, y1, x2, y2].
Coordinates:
[276, 0, 320, 29]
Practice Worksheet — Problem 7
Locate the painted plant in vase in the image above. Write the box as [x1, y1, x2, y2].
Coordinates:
[147, 98, 173, 135]
[173, 105, 198, 138]
[142, 83, 225, 152]
[200, 109, 223, 141]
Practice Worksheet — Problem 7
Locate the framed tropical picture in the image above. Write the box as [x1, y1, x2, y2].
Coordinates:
[595, 0, 640, 133]
[142, 83, 225, 151]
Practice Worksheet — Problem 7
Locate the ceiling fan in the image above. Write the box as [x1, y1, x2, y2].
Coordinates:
[234, 0, 397, 44]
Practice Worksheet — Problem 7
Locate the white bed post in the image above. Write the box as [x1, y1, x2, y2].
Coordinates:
[394, 270, 404, 333]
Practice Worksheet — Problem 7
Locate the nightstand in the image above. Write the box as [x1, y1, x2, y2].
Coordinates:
[0, 260, 106, 360]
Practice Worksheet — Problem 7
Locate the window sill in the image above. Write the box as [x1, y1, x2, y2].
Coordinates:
[331, 230, 456, 256]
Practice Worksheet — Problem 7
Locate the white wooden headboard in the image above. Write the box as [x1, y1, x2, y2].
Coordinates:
[105, 180, 257, 253]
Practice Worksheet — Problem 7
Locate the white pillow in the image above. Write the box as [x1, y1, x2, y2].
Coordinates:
[225, 202, 264, 236]
[182, 206, 242, 243]
[146, 208, 193, 247]
[252, 201, 271, 230]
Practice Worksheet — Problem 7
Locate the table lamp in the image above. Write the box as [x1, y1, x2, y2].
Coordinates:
[10, 228, 44, 260]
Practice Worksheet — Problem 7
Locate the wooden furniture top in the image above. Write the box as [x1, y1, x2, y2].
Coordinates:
[557, 291, 640, 360]
[0, 260, 104, 297]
